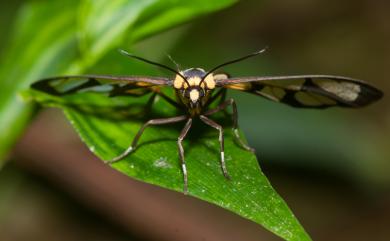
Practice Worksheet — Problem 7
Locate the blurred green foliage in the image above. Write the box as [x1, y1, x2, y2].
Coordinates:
[0, 0, 239, 164]
[1, 0, 389, 240]
[0, 0, 312, 240]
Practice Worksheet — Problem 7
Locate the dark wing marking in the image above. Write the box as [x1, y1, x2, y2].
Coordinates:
[217, 75, 383, 108]
[31, 75, 171, 97]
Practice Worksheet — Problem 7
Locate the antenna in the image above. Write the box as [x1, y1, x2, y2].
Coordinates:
[166, 53, 181, 71]
[119, 49, 187, 83]
[200, 47, 268, 85]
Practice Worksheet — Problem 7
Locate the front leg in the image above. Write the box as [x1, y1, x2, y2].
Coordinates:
[200, 115, 230, 180]
[206, 88, 226, 106]
[106, 115, 188, 164]
[177, 118, 193, 194]
[204, 98, 255, 152]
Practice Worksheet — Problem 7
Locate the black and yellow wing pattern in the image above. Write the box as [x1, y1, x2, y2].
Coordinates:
[31, 75, 172, 97]
[217, 75, 383, 108]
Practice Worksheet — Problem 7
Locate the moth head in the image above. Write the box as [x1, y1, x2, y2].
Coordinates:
[173, 68, 216, 90]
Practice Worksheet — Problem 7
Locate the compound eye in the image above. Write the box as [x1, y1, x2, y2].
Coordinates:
[184, 89, 190, 98]
[199, 88, 205, 97]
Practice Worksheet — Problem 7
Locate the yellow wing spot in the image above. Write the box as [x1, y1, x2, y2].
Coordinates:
[132, 82, 152, 87]
[270, 87, 286, 99]
[213, 73, 228, 81]
[225, 83, 251, 90]
[315, 80, 361, 101]
[174, 74, 185, 89]
[204, 74, 215, 89]
[295, 92, 322, 106]
[189, 89, 200, 102]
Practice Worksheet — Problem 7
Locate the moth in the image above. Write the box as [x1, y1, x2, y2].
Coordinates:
[31, 49, 383, 193]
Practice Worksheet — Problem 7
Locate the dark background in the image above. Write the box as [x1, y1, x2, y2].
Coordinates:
[1, 0, 389, 240]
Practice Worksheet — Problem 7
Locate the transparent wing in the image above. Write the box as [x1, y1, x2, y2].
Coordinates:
[31, 75, 172, 97]
[217, 75, 383, 108]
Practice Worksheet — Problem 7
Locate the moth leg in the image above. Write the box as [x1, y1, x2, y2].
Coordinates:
[144, 92, 157, 113]
[206, 88, 226, 106]
[204, 98, 255, 153]
[218, 88, 227, 105]
[155, 89, 182, 109]
[199, 115, 230, 180]
[106, 115, 188, 164]
[177, 118, 193, 194]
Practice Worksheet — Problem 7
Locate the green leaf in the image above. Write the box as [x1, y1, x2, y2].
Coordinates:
[127, 0, 240, 42]
[0, 0, 236, 165]
[25, 84, 311, 240]
[7, 0, 311, 239]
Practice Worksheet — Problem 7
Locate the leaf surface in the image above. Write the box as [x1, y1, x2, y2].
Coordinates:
[26, 86, 311, 241]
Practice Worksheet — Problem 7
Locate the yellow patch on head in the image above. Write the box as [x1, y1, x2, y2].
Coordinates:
[187, 77, 201, 86]
[173, 74, 186, 89]
[189, 89, 199, 102]
[204, 74, 215, 89]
